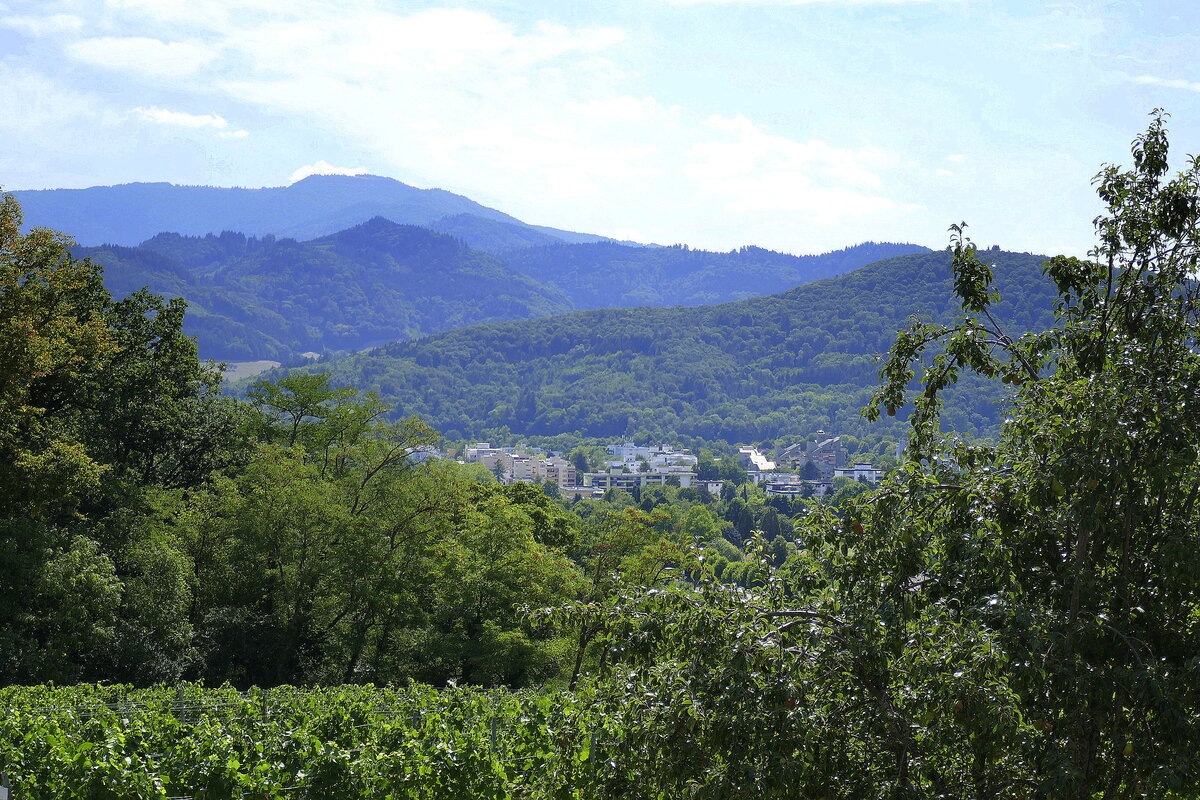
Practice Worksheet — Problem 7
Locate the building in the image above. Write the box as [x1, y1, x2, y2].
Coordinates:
[536, 457, 577, 489]
[501, 452, 535, 483]
[606, 442, 698, 472]
[582, 469, 696, 490]
[833, 463, 885, 483]
[561, 485, 605, 500]
[737, 447, 776, 475]
[806, 431, 843, 467]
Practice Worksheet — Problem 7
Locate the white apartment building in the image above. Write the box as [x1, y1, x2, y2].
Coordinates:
[833, 463, 886, 483]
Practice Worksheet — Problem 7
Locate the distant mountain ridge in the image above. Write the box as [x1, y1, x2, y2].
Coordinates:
[67, 193, 930, 362]
[14, 175, 615, 251]
[76, 218, 573, 361]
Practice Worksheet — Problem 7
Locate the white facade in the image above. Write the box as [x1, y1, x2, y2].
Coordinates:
[738, 447, 777, 473]
[833, 463, 885, 483]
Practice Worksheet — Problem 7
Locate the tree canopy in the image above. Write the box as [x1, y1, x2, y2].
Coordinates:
[571, 112, 1200, 799]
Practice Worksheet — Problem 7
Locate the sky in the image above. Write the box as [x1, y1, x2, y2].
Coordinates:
[1, 0, 1198, 256]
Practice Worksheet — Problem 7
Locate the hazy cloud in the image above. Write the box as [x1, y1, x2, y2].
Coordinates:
[68, 36, 218, 78]
[1132, 74, 1200, 93]
[45, 3, 909, 249]
[683, 115, 893, 222]
[0, 13, 84, 35]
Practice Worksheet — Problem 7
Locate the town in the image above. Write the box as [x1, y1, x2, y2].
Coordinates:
[457, 431, 886, 500]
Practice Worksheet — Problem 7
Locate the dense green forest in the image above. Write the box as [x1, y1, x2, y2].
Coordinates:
[291, 248, 1058, 444]
[76, 219, 574, 361]
[3, 115, 1199, 798]
[502, 239, 927, 308]
[0, 187, 797, 689]
[74, 216, 921, 363]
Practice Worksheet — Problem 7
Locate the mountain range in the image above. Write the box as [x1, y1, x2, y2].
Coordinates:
[13, 174, 614, 252]
[76, 219, 573, 361]
[42, 178, 926, 361]
[11, 174, 1052, 447]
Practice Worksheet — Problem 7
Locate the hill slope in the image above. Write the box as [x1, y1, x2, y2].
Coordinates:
[502, 241, 930, 309]
[295, 249, 1058, 443]
[16, 175, 613, 249]
[77, 218, 573, 361]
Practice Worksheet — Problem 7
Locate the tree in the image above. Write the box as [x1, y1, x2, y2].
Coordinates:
[575, 113, 1200, 799]
[839, 112, 1200, 798]
[0, 189, 246, 683]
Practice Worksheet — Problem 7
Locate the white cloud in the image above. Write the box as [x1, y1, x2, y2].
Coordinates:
[135, 107, 227, 129]
[289, 161, 368, 183]
[134, 106, 249, 138]
[68, 36, 217, 78]
[45, 2, 907, 250]
[1132, 74, 1200, 93]
[946, 153, 966, 163]
[0, 14, 84, 36]
[566, 96, 674, 122]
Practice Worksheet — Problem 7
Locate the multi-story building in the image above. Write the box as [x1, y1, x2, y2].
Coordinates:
[607, 442, 698, 472]
[501, 452, 535, 483]
[833, 463, 885, 483]
[738, 447, 777, 483]
[806, 431, 843, 467]
[536, 457, 577, 488]
[582, 469, 696, 490]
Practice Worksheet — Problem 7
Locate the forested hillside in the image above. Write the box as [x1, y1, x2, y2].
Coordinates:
[76, 218, 573, 361]
[76, 218, 928, 363]
[502, 240, 929, 308]
[301, 248, 1058, 443]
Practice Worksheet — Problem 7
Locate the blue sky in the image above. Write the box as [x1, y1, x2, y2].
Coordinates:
[1, 0, 1198, 255]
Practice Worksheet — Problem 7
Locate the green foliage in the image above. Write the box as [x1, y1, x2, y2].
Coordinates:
[0, 189, 246, 684]
[303, 248, 1058, 444]
[503, 239, 929, 309]
[569, 112, 1200, 799]
[77, 219, 573, 361]
[0, 683, 605, 799]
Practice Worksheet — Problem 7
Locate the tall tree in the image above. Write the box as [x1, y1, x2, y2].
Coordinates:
[0, 189, 244, 683]
[575, 113, 1200, 799]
